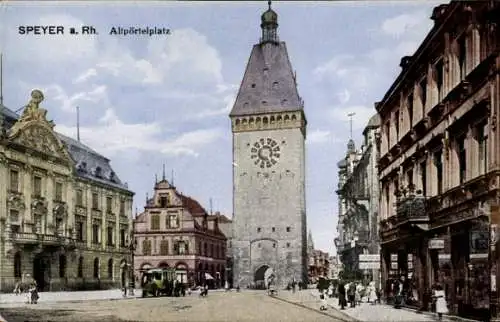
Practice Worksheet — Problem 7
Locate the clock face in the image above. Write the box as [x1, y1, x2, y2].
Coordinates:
[250, 138, 281, 168]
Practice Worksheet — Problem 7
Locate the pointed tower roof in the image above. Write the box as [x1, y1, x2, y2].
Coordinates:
[230, 3, 303, 117]
[308, 230, 314, 251]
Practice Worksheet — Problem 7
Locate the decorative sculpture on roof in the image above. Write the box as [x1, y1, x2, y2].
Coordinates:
[10, 90, 55, 136]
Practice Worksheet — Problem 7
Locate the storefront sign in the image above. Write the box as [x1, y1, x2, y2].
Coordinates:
[428, 238, 445, 249]
[359, 262, 380, 270]
[438, 254, 451, 260]
[470, 253, 488, 259]
[359, 254, 380, 262]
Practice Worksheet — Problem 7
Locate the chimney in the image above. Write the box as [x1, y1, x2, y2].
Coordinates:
[400, 56, 413, 69]
[430, 4, 449, 23]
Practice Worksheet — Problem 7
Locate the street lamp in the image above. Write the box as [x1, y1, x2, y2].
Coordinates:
[128, 232, 136, 296]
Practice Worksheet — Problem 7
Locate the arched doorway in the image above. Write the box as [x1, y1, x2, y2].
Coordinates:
[157, 262, 169, 269]
[33, 254, 50, 291]
[254, 265, 273, 290]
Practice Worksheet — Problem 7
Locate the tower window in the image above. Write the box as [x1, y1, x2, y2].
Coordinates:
[257, 227, 261, 233]
[273, 243, 276, 248]
[286, 243, 290, 248]
[286, 227, 291, 232]
[272, 227, 275, 232]
[251, 84, 256, 88]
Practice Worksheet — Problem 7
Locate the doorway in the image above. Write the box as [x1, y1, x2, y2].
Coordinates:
[33, 254, 49, 291]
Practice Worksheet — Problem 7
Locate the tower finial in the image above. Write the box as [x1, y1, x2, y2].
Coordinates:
[260, 0, 278, 44]
[0, 53, 3, 106]
[76, 106, 80, 142]
[155, 173, 158, 184]
[162, 163, 166, 181]
[347, 112, 356, 140]
[268, 0, 271, 10]
[171, 169, 174, 186]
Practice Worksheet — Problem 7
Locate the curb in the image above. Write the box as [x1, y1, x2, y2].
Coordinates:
[271, 295, 359, 322]
[398, 306, 480, 322]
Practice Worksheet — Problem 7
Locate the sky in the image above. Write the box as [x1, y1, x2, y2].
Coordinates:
[0, 0, 441, 256]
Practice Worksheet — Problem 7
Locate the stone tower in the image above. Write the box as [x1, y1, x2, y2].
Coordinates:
[230, 1, 307, 289]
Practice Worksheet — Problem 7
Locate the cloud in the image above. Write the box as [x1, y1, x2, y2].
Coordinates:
[43, 84, 109, 113]
[73, 68, 98, 84]
[56, 109, 224, 157]
[308, 129, 331, 144]
[381, 10, 433, 40]
[329, 105, 376, 131]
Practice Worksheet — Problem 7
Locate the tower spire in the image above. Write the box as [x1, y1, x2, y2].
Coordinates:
[0, 52, 3, 106]
[76, 106, 80, 142]
[155, 173, 158, 184]
[260, 0, 278, 44]
[171, 169, 174, 186]
[162, 163, 166, 181]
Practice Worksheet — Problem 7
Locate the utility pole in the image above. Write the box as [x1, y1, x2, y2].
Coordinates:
[347, 112, 356, 139]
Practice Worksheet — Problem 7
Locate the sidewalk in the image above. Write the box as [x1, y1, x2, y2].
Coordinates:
[0, 289, 141, 305]
[277, 290, 447, 322]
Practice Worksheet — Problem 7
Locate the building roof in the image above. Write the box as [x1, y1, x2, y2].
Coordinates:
[180, 194, 208, 216]
[230, 41, 302, 117]
[0, 104, 130, 192]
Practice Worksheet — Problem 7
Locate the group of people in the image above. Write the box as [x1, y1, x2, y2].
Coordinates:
[336, 280, 380, 310]
[13, 274, 39, 304]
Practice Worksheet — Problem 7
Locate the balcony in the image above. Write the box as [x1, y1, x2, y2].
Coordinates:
[11, 232, 78, 250]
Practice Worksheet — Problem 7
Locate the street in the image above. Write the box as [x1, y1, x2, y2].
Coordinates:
[0, 290, 347, 322]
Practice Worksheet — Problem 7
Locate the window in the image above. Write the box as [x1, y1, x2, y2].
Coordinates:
[419, 78, 427, 111]
[477, 122, 488, 175]
[435, 59, 444, 101]
[167, 215, 178, 228]
[210, 244, 214, 257]
[257, 227, 261, 233]
[92, 193, 99, 210]
[119, 200, 125, 216]
[434, 150, 443, 194]
[286, 227, 291, 232]
[106, 197, 113, 213]
[55, 182, 63, 201]
[107, 226, 114, 246]
[92, 223, 100, 244]
[108, 259, 113, 279]
[272, 227, 275, 232]
[33, 176, 42, 197]
[55, 218, 63, 235]
[394, 110, 400, 139]
[120, 229, 126, 247]
[93, 258, 99, 278]
[204, 243, 208, 256]
[385, 185, 390, 215]
[151, 214, 160, 230]
[142, 240, 152, 255]
[9, 169, 19, 192]
[76, 221, 84, 241]
[458, 33, 467, 80]
[160, 196, 168, 208]
[176, 241, 187, 255]
[160, 240, 169, 255]
[458, 135, 467, 184]
[407, 168, 413, 188]
[76, 190, 83, 207]
[407, 93, 414, 128]
[78, 257, 84, 278]
[198, 241, 202, 255]
[286, 242, 291, 248]
[385, 123, 390, 150]
[59, 254, 66, 278]
[420, 161, 427, 197]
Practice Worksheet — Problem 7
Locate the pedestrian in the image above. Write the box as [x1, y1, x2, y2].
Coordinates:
[368, 281, 377, 304]
[337, 280, 347, 310]
[319, 290, 328, 311]
[348, 283, 356, 307]
[433, 284, 448, 321]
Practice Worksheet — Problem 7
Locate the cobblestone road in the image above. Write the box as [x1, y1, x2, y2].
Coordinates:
[0, 290, 345, 322]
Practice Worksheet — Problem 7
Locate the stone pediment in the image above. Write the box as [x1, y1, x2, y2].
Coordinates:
[8, 90, 73, 163]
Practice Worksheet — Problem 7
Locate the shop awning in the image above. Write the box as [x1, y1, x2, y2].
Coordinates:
[205, 273, 215, 280]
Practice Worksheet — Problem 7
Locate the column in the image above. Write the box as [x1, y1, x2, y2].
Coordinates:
[66, 178, 75, 239]
[46, 170, 54, 234]
[23, 165, 32, 232]
[86, 187, 92, 248]
[380, 248, 390, 293]
[418, 237, 429, 311]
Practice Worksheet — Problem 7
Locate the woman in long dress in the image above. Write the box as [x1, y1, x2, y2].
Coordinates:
[368, 281, 378, 304]
[433, 284, 448, 321]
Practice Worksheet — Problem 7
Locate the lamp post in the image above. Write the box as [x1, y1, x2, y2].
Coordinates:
[128, 232, 136, 296]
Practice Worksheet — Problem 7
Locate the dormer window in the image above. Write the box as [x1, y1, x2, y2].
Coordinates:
[94, 167, 102, 178]
[109, 171, 116, 182]
[78, 162, 87, 173]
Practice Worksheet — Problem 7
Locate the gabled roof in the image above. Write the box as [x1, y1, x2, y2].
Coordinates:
[230, 42, 302, 117]
[0, 104, 130, 192]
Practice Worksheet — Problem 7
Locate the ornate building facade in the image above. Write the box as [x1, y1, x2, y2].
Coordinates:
[308, 249, 330, 283]
[335, 114, 381, 284]
[377, 2, 499, 320]
[0, 90, 134, 292]
[230, 3, 308, 289]
[133, 175, 227, 287]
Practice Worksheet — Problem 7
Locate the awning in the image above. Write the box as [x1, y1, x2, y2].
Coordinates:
[205, 273, 215, 280]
